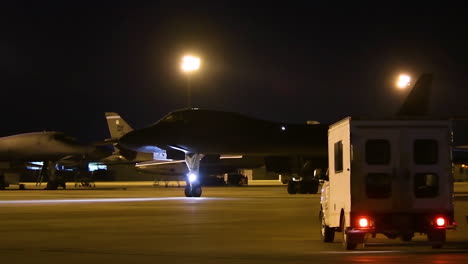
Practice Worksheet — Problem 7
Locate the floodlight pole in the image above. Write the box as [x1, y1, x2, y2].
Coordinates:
[187, 74, 192, 108]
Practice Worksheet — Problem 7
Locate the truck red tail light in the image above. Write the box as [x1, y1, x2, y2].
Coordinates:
[435, 217, 446, 227]
[358, 217, 369, 228]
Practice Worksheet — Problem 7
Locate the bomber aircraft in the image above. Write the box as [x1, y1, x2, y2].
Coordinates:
[118, 74, 434, 197]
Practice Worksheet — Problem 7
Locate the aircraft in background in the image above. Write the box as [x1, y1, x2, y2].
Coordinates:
[396, 73, 432, 117]
[103, 112, 164, 162]
[0, 131, 110, 190]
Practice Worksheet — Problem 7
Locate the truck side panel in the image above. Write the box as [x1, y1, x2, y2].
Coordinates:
[327, 118, 352, 228]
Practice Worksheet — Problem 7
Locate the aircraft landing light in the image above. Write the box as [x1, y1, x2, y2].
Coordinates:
[0, 197, 231, 205]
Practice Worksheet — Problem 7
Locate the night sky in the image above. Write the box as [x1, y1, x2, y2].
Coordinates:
[1, 1, 468, 142]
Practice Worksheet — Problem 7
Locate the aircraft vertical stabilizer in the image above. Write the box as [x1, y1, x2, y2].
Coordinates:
[105, 112, 133, 140]
[396, 74, 432, 117]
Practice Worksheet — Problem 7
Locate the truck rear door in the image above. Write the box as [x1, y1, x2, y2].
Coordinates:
[351, 128, 401, 211]
[353, 124, 451, 213]
[403, 127, 451, 211]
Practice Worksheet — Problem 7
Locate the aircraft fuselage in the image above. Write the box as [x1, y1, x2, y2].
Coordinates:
[0, 132, 95, 161]
[120, 109, 328, 157]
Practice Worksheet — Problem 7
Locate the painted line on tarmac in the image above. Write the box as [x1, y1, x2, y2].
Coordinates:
[319, 250, 401, 254]
[318, 248, 468, 254]
[0, 197, 232, 205]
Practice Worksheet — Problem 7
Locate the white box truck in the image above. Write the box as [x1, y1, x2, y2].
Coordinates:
[320, 117, 455, 249]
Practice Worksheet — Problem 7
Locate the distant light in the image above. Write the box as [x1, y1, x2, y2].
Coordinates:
[88, 162, 107, 172]
[306, 121, 320, 125]
[281, 126, 286, 131]
[181, 55, 201, 72]
[188, 172, 198, 183]
[396, 74, 411, 89]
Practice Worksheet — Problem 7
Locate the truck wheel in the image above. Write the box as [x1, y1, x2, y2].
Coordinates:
[287, 181, 297, 194]
[342, 216, 358, 250]
[320, 210, 335, 242]
[428, 229, 445, 249]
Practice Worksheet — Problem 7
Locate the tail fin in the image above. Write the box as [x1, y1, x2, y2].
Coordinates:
[396, 74, 432, 117]
[105, 112, 133, 140]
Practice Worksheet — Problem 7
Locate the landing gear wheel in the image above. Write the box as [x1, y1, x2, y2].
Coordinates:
[299, 182, 309, 194]
[0, 175, 5, 190]
[184, 186, 193, 197]
[320, 210, 335, 242]
[46, 182, 58, 190]
[401, 233, 413, 242]
[310, 180, 319, 194]
[342, 216, 360, 250]
[428, 229, 446, 249]
[192, 185, 202, 197]
[287, 181, 297, 194]
[185, 185, 202, 197]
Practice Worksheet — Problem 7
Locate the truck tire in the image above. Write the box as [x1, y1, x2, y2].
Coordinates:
[287, 181, 297, 194]
[320, 210, 335, 242]
[428, 229, 445, 249]
[342, 216, 359, 250]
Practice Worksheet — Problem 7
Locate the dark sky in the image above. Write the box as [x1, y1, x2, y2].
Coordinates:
[1, 1, 467, 142]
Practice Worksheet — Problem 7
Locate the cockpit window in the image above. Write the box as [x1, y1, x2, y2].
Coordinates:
[162, 115, 175, 122]
[161, 112, 185, 123]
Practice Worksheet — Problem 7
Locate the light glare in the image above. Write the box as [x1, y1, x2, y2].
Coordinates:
[396, 74, 411, 89]
[359, 218, 369, 228]
[181, 55, 201, 72]
[436, 217, 445, 227]
[188, 172, 198, 182]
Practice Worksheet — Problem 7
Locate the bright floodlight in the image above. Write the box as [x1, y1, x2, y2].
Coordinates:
[187, 172, 198, 183]
[396, 74, 411, 89]
[181, 55, 201, 72]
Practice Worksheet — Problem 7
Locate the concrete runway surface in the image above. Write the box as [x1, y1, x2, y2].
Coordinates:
[0, 184, 468, 264]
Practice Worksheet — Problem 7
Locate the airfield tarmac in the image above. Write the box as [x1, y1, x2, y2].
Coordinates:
[0, 183, 467, 264]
